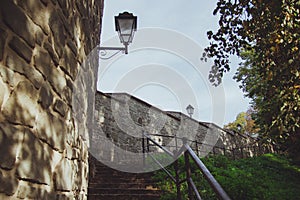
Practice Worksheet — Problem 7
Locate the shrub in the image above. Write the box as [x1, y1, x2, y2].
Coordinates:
[154, 154, 300, 200]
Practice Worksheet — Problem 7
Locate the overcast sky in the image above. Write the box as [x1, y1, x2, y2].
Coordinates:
[97, 0, 251, 127]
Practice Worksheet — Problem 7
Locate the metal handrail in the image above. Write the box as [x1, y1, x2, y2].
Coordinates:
[143, 132, 174, 157]
[184, 143, 231, 200]
[142, 133, 231, 200]
[148, 153, 177, 183]
[189, 177, 202, 200]
[143, 132, 177, 183]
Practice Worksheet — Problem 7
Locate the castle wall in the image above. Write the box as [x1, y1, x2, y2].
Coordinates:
[94, 91, 266, 162]
[0, 0, 103, 199]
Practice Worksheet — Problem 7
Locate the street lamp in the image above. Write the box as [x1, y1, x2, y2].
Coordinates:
[115, 12, 137, 54]
[237, 124, 242, 133]
[98, 11, 137, 58]
[186, 104, 194, 118]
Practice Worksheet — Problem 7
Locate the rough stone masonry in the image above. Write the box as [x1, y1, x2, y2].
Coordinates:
[0, 0, 103, 199]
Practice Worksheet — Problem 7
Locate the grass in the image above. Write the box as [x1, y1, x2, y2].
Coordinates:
[153, 153, 300, 200]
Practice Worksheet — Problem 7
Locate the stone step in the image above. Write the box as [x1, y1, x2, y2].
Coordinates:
[88, 182, 156, 189]
[89, 174, 155, 181]
[89, 180, 155, 188]
[88, 187, 161, 195]
[92, 172, 153, 178]
[87, 193, 161, 200]
[88, 154, 162, 200]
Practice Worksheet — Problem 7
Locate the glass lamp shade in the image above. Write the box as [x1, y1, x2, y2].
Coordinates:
[186, 104, 194, 117]
[237, 124, 242, 132]
[115, 12, 137, 45]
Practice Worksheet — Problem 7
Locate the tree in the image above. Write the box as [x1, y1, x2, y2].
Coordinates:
[224, 109, 259, 135]
[204, 0, 300, 161]
[244, 107, 259, 136]
[224, 112, 246, 133]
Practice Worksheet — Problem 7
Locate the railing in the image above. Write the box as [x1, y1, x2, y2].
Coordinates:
[142, 132, 231, 200]
[143, 132, 275, 160]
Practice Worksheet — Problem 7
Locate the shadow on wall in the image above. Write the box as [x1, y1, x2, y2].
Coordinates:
[0, 0, 103, 199]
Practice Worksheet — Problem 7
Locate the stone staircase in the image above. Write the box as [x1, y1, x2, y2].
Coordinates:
[88, 155, 162, 200]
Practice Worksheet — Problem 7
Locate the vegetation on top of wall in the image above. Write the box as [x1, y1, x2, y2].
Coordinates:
[153, 153, 300, 200]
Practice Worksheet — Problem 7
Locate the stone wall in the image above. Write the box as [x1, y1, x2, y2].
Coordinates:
[0, 0, 103, 199]
[93, 91, 271, 162]
[93, 92, 208, 155]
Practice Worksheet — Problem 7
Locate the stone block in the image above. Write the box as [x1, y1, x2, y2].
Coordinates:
[81, 142, 89, 162]
[49, 67, 67, 95]
[72, 148, 80, 160]
[59, 10, 73, 39]
[33, 47, 66, 93]
[65, 144, 73, 159]
[0, 64, 18, 88]
[1, 80, 39, 127]
[16, 184, 56, 200]
[57, 0, 69, 17]
[17, 0, 50, 35]
[49, 12, 65, 57]
[0, 170, 19, 196]
[1, 0, 35, 47]
[0, 63, 28, 90]
[56, 193, 74, 200]
[67, 39, 77, 56]
[35, 111, 66, 151]
[75, 1, 87, 17]
[17, 129, 52, 185]
[9, 36, 33, 63]
[6, 50, 44, 89]
[36, 30, 44, 46]
[17, 185, 40, 199]
[38, 84, 53, 109]
[33, 47, 52, 78]
[62, 85, 72, 104]
[60, 46, 79, 80]
[44, 42, 59, 65]
[0, 78, 9, 109]
[53, 98, 68, 117]
[54, 158, 73, 191]
[66, 122, 74, 145]
[76, 193, 87, 200]
[5, 49, 30, 75]
[0, 27, 7, 61]
[0, 123, 24, 169]
[73, 161, 88, 192]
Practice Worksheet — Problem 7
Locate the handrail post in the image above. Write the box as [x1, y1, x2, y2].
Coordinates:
[175, 135, 178, 151]
[183, 138, 193, 200]
[184, 151, 193, 200]
[142, 133, 146, 167]
[240, 147, 244, 158]
[232, 148, 236, 160]
[173, 150, 182, 200]
[195, 141, 199, 156]
[147, 137, 150, 152]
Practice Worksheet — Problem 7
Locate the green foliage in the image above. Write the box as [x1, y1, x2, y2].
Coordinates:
[204, 0, 300, 162]
[224, 112, 247, 133]
[224, 108, 260, 136]
[154, 154, 300, 200]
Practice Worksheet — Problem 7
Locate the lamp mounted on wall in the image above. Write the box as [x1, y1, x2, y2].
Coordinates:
[186, 104, 194, 118]
[98, 11, 137, 59]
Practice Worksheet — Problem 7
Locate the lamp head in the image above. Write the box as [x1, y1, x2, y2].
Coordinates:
[115, 12, 137, 50]
[186, 104, 194, 117]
